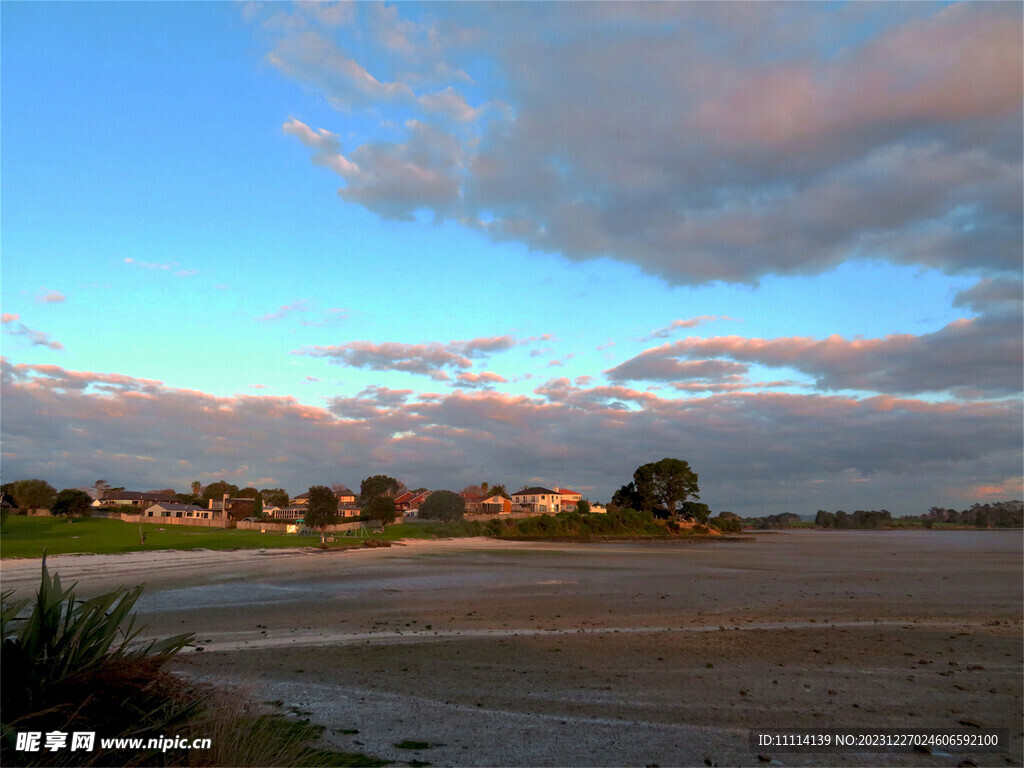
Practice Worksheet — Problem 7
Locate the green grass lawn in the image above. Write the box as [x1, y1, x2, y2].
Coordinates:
[0, 516, 367, 559]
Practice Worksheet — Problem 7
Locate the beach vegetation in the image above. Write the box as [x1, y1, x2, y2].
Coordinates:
[418, 490, 465, 521]
[708, 514, 742, 533]
[1, 561, 386, 767]
[1, 559, 196, 766]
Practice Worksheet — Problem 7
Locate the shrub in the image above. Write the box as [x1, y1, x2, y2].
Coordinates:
[1, 559, 196, 766]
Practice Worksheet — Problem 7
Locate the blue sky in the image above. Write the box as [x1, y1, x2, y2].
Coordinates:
[3, 2, 1021, 515]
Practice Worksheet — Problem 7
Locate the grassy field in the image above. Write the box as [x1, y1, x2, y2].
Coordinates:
[0, 516, 373, 559]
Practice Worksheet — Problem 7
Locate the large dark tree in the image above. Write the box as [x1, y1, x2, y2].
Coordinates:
[51, 489, 94, 522]
[360, 475, 402, 503]
[202, 481, 240, 506]
[364, 495, 397, 527]
[632, 458, 699, 516]
[419, 490, 466, 522]
[304, 485, 339, 547]
[8, 479, 57, 511]
[611, 482, 641, 511]
[260, 488, 290, 508]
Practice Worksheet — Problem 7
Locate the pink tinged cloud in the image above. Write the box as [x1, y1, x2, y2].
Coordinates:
[3, 322, 64, 350]
[3, 360, 1021, 515]
[693, 3, 1023, 149]
[35, 290, 65, 303]
[1, 314, 19, 324]
[258, 300, 311, 322]
[607, 303, 1023, 398]
[294, 336, 521, 379]
[644, 315, 734, 340]
[455, 371, 508, 389]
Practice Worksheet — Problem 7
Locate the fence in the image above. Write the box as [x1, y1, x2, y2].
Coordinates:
[235, 519, 374, 534]
[116, 512, 234, 529]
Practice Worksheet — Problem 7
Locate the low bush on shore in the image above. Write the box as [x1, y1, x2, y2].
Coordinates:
[484, 508, 700, 539]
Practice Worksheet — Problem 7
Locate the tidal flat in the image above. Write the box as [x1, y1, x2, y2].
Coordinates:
[4, 530, 1021, 767]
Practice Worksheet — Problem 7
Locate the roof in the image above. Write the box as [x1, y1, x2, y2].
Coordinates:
[103, 491, 176, 501]
[149, 503, 205, 512]
[512, 486, 559, 496]
[558, 488, 581, 496]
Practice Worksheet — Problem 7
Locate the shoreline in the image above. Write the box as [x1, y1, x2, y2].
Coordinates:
[4, 531, 1021, 766]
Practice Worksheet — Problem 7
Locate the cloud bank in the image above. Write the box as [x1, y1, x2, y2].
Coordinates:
[2, 359, 1019, 516]
[263, 2, 1022, 286]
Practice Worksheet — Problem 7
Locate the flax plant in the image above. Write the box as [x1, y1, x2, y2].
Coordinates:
[1, 558, 195, 766]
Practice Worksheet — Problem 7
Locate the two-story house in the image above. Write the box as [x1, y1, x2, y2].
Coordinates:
[511, 487, 562, 514]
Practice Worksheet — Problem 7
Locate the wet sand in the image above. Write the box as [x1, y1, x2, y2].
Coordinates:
[4, 531, 1021, 766]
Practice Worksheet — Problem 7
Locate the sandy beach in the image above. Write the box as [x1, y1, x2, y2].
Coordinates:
[3, 531, 1021, 767]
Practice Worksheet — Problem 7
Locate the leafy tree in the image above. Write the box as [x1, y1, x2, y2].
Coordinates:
[8, 479, 57, 511]
[304, 485, 339, 547]
[815, 509, 835, 528]
[360, 475, 402, 503]
[633, 458, 699, 516]
[236, 487, 259, 499]
[576, 499, 591, 515]
[253, 493, 264, 518]
[611, 482, 643, 511]
[419, 490, 466, 521]
[487, 484, 510, 499]
[174, 492, 200, 506]
[190, 480, 203, 498]
[260, 488, 290, 508]
[680, 500, 710, 523]
[50, 489, 94, 522]
[364, 495, 397, 527]
[202, 481, 240, 506]
[709, 514, 742, 533]
[91, 479, 111, 500]
[461, 484, 486, 497]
